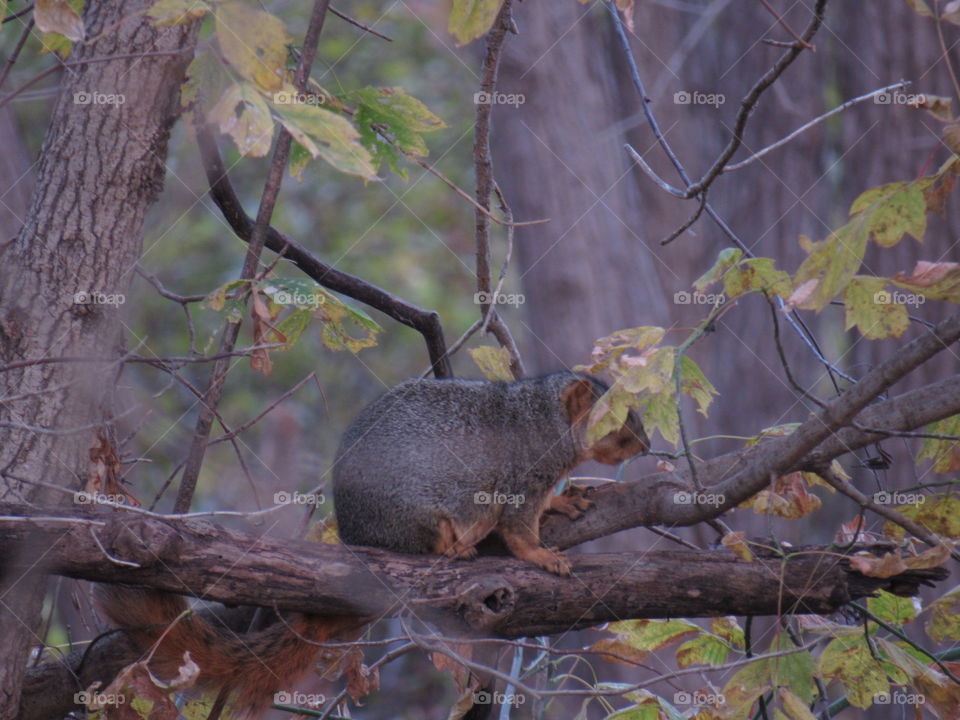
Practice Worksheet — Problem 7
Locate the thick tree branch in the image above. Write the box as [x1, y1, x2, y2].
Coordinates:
[1, 503, 944, 636]
[543, 371, 960, 549]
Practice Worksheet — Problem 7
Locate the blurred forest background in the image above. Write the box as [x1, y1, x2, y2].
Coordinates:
[1, 0, 957, 717]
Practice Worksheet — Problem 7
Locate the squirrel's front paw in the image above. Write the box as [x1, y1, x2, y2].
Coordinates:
[547, 484, 595, 520]
[526, 547, 571, 576]
[445, 544, 478, 560]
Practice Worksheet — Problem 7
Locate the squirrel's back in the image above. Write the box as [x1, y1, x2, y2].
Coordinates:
[332, 372, 623, 554]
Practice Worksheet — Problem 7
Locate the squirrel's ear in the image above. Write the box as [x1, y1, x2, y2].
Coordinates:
[561, 378, 596, 424]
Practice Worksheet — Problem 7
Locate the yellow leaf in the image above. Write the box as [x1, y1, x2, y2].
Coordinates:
[468, 345, 513, 381]
[843, 276, 909, 339]
[210, 83, 275, 157]
[448, 0, 503, 45]
[215, 2, 290, 92]
[272, 101, 378, 179]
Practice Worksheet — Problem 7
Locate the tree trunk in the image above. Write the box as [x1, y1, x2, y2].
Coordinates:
[0, 2, 198, 715]
[492, 2, 672, 373]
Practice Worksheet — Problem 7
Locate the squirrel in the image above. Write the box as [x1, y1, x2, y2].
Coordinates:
[98, 371, 648, 715]
[333, 371, 649, 575]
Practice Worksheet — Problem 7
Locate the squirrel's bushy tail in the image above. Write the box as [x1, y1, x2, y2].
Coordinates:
[98, 586, 355, 716]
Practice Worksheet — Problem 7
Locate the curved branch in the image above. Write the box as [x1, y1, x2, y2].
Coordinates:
[195, 124, 452, 378]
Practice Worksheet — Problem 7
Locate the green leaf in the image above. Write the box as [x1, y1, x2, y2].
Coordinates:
[448, 0, 503, 45]
[316, 293, 380, 353]
[792, 215, 869, 311]
[675, 632, 730, 668]
[148, 0, 210, 26]
[606, 619, 700, 652]
[469, 345, 514, 381]
[884, 493, 960, 539]
[637, 390, 679, 445]
[272, 309, 313, 350]
[926, 585, 960, 642]
[917, 415, 960, 473]
[723, 257, 792, 299]
[850, 181, 927, 247]
[712, 616, 745, 649]
[819, 635, 889, 708]
[351, 86, 446, 175]
[679, 354, 717, 416]
[215, 1, 289, 92]
[867, 590, 919, 625]
[271, 101, 377, 179]
[842, 276, 909, 339]
[693, 247, 742, 291]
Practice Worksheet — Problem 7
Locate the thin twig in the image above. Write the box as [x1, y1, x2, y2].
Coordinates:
[725, 82, 910, 171]
[754, 0, 812, 49]
[0, 18, 33, 93]
[329, 5, 392, 41]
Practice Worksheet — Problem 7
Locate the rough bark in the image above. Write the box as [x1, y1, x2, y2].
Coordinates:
[0, 503, 943, 636]
[492, 2, 671, 373]
[0, 2, 198, 715]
